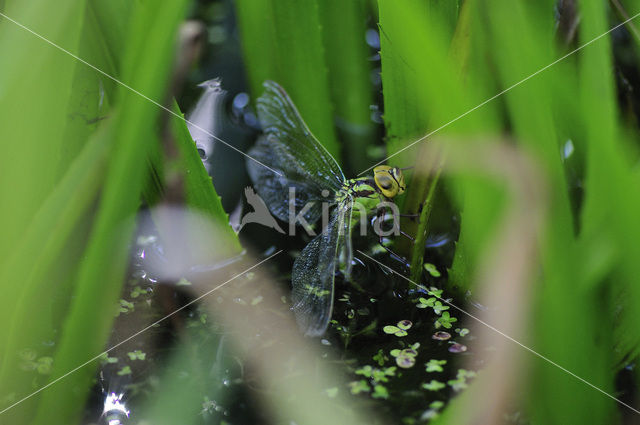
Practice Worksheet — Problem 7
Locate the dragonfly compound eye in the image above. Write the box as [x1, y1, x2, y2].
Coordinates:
[373, 165, 405, 198]
[391, 167, 406, 195]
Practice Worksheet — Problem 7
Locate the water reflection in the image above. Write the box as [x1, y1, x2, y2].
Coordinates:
[101, 392, 129, 425]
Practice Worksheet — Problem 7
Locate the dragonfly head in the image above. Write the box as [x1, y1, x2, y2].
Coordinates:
[373, 165, 406, 198]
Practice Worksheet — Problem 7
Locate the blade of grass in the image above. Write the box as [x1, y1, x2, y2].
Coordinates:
[408, 160, 442, 283]
[234, 0, 277, 100]
[235, 0, 340, 158]
[172, 102, 243, 249]
[86, 0, 132, 74]
[580, 0, 640, 370]
[481, 0, 616, 422]
[140, 100, 241, 249]
[611, 0, 640, 45]
[378, 0, 463, 167]
[318, 0, 374, 171]
[377, 0, 498, 283]
[0, 0, 86, 260]
[56, 3, 118, 174]
[0, 0, 87, 418]
[0, 127, 111, 421]
[30, 0, 190, 422]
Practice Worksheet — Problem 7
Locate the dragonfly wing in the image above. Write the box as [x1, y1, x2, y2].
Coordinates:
[291, 199, 353, 336]
[248, 135, 326, 223]
[246, 81, 345, 223]
[257, 81, 345, 189]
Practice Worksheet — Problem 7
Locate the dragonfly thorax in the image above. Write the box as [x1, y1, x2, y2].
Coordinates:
[338, 178, 377, 198]
[333, 178, 385, 213]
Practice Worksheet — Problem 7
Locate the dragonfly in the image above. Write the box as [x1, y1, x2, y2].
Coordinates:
[247, 81, 407, 336]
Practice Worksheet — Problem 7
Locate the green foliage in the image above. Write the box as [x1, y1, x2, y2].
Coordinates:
[376, 0, 640, 423]
[377, 0, 487, 281]
[30, 1, 194, 422]
[318, 0, 374, 171]
[0, 0, 238, 423]
[352, 365, 396, 399]
[235, 0, 340, 157]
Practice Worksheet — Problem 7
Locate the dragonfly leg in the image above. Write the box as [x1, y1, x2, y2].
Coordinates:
[398, 212, 420, 218]
[379, 205, 415, 242]
[400, 229, 415, 242]
[373, 207, 411, 266]
[378, 234, 410, 266]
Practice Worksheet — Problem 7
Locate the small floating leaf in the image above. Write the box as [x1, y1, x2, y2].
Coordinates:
[422, 380, 446, 391]
[427, 287, 443, 297]
[425, 359, 447, 373]
[457, 369, 477, 379]
[371, 367, 394, 383]
[383, 325, 400, 334]
[455, 327, 470, 337]
[396, 355, 416, 369]
[448, 343, 467, 353]
[127, 350, 146, 361]
[430, 401, 445, 409]
[416, 297, 435, 309]
[383, 325, 408, 337]
[448, 378, 468, 391]
[372, 384, 389, 399]
[432, 331, 451, 341]
[116, 299, 135, 317]
[435, 311, 457, 329]
[446, 369, 477, 391]
[130, 286, 144, 298]
[117, 366, 132, 376]
[432, 301, 449, 315]
[348, 380, 370, 394]
[423, 263, 441, 277]
[402, 348, 418, 357]
[99, 353, 118, 364]
[373, 349, 387, 366]
[355, 365, 374, 378]
[397, 320, 412, 330]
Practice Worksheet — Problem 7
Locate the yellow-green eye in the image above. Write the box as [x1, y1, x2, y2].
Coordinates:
[374, 165, 406, 198]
